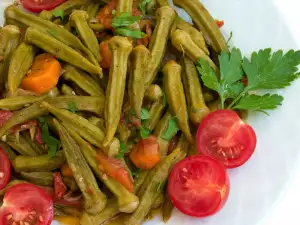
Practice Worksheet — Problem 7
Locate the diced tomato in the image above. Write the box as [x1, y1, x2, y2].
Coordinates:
[130, 136, 160, 170]
[99, 39, 113, 69]
[0, 147, 11, 190]
[53, 172, 67, 199]
[168, 155, 230, 217]
[96, 152, 134, 192]
[21, 0, 67, 13]
[196, 110, 257, 168]
[0, 183, 54, 225]
[0, 110, 13, 125]
[216, 19, 225, 28]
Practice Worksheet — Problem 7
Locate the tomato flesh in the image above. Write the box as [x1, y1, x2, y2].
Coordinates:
[197, 110, 257, 168]
[21, 0, 67, 13]
[168, 155, 229, 217]
[0, 183, 54, 225]
[0, 147, 11, 190]
[53, 172, 67, 199]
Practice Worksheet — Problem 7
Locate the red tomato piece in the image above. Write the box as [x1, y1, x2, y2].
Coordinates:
[197, 110, 257, 168]
[0, 110, 13, 125]
[53, 172, 67, 199]
[96, 152, 134, 192]
[168, 155, 230, 217]
[21, 0, 67, 13]
[0, 147, 11, 190]
[0, 183, 54, 225]
[216, 19, 225, 28]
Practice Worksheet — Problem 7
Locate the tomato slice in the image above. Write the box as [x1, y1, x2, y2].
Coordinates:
[21, 0, 67, 13]
[0, 183, 54, 225]
[53, 172, 67, 199]
[196, 110, 257, 168]
[0, 147, 11, 190]
[168, 155, 230, 217]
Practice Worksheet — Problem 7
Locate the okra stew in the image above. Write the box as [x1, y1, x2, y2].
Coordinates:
[0, 0, 299, 225]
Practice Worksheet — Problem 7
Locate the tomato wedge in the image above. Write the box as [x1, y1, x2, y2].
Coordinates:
[53, 172, 67, 199]
[0, 147, 10, 190]
[21, 0, 67, 13]
[0, 183, 54, 225]
[168, 155, 229, 217]
[197, 110, 257, 168]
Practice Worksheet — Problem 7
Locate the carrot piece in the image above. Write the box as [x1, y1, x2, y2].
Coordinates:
[99, 39, 113, 69]
[21, 53, 61, 94]
[130, 136, 161, 170]
[96, 152, 134, 192]
[61, 164, 73, 177]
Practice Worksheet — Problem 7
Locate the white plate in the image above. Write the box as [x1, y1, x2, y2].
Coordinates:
[1, 0, 300, 225]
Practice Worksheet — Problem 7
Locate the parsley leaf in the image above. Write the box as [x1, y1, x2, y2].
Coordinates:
[115, 28, 146, 39]
[115, 142, 128, 159]
[111, 12, 142, 28]
[138, 0, 152, 14]
[68, 102, 78, 114]
[52, 9, 64, 20]
[112, 9, 116, 15]
[233, 94, 284, 111]
[39, 116, 61, 157]
[141, 108, 150, 120]
[197, 48, 244, 108]
[140, 126, 151, 139]
[161, 117, 179, 141]
[242, 49, 300, 90]
[47, 29, 57, 38]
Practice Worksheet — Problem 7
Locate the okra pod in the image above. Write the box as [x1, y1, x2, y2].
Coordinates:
[126, 147, 187, 225]
[175, 16, 209, 55]
[0, 142, 17, 160]
[89, 23, 106, 32]
[87, 3, 101, 19]
[61, 84, 76, 96]
[66, 127, 139, 213]
[0, 25, 21, 93]
[23, 132, 47, 155]
[103, 37, 133, 147]
[156, 0, 168, 7]
[6, 134, 39, 156]
[24, 27, 103, 77]
[129, 45, 151, 118]
[5, 5, 99, 66]
[162, 192, 173, 223]
[40, 0, 93, 21]
[163, 61, 193, 143]
[8, 43, 37, 95]
[153, 111, 173, 158]
[173, 0, 228, 53]
[181, 56, 210, 125]
[80, 198, 120, 225]
[144, 6, 176, 87]
[116, 0, 133, 14]
[88, 117, 106, 131]
[0, 94, 47, 110]
[53, 119, 107, 214]
[63, 65, 105, 97]
[117, 123, 131, 143]
[171, 29, 217, 70]
[70, 10, 101, 62]
[144, 84, 163, 102]
[12, 151, 65, 172]
[142, 99, 166, 132]
[152, 193, 164, 209]
[134, 170, 149, 193]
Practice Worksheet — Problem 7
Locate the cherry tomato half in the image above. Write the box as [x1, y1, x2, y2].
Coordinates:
[21, 0, 67, 13]
[197, 110, 257, 168]
[168, 155, 230, 217]
[0, 183, 54, 225]
[0, 147, 11, 190]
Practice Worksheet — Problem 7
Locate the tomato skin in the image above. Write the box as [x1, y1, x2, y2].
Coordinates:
[53, 172, 67, 199]
[168, 155, 230, 217]
[21, 0, 67, 13]
[0, 183, 54, 225]
[0, 147, 11, 190]
[197, 110, 257, 168]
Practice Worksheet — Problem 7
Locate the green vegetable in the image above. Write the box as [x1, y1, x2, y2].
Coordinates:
[141, 108, 150, 120]
[115, 28, 146, 39]
[47, 29, 57, 38]
[140, 126, 151, 139]
[138, 0, 152, 14]
[111, 13, 141, 28]
[68, 102, 78, 114]
[197, 48, 300, 111]
[115, 142, 128, 159]
[161, 117, 179, 141]
[39, 116, 61, 157]
[52, 9, 65, 20]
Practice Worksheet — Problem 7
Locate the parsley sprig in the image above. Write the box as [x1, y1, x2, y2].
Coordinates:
[197, 48, 300, 112]
[111, 12, 146, 39]
[138, 0, 152, 15]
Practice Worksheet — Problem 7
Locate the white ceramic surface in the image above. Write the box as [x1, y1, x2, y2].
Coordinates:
[1, 0, 300, 225]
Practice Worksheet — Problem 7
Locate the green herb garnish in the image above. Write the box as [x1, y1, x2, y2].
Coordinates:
[47, 29, 57, 38]
[52, 9, 64, 20]
[140, 126, 151, 139]
[138, 0, 152, 14]
[141, 108, 150, 120]
[115, 142, 128, 159]
[68, 102, 78, 114]
[161, 117, 179, 141]
[115, 28, 146, 39]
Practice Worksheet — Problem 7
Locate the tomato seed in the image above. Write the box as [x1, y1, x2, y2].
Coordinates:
[39, 216, 44, 222]
[0, 172, 4, 178]
[6, 214, 13, 220]
[24, 222, 30, 225]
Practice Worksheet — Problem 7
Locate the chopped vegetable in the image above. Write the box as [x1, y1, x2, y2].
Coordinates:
[161, 117, 179, 141]
[52, 9, 65, 20]
[0, 147, 11, 190]
[53, 172, 67, 199]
